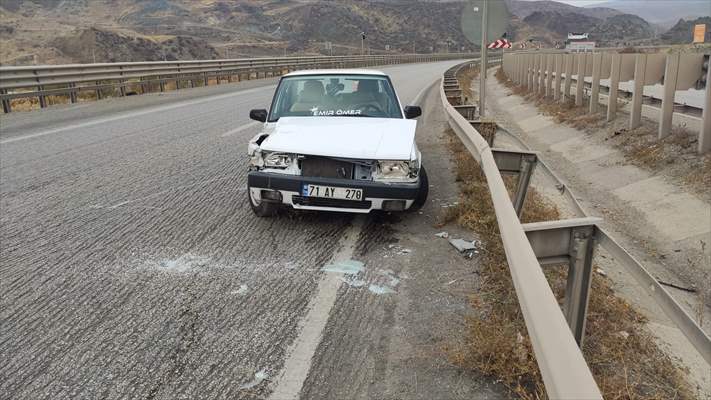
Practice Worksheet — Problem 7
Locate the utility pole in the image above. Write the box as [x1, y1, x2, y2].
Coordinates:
[479, 0, 488, 117]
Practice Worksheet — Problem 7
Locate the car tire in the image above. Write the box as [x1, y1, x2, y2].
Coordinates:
[248, 184, 279, 217]
[409, 165, 429, 212]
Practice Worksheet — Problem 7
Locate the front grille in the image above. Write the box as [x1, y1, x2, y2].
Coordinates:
[300, 157, 354, 179]
[292, 196, 372, 210]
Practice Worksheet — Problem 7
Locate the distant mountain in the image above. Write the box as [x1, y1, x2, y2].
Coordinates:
[590, 14, 655, 45]
[661, 16, 711, 44]
[523, 11, 601, 37]
[589, 0, 711, 28]
[507, 0, 622, 19]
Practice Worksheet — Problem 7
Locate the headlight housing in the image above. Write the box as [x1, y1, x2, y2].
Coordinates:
[263, 152, 293, 168]
[373, 160, 411, 180]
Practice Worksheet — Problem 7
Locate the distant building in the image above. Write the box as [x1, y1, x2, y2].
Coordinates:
[566, 32, 595, 51]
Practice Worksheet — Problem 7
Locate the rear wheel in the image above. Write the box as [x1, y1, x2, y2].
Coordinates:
[408, 165, 429, 212]
[248, 184, 279, 217]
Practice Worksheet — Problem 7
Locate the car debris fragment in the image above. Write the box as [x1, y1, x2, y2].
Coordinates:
[448, 238, 481, 258]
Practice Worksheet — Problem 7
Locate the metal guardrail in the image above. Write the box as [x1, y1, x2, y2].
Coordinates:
[0, 53, 475, 113]
[495, 123, 711, 366]
[501, 49, 711, 153]
[440, 62, 603, 399]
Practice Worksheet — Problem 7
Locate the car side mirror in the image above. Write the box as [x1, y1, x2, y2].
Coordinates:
[250, 109, 268, 122]
[404, 106, 422, 119]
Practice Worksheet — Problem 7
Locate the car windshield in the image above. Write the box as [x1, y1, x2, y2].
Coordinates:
[268, 74, 403, 122]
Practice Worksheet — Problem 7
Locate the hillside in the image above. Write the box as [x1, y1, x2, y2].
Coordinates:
[661, 16, 711, 44]
[506, 0, 621, 20]
[0, 0, 674, 66]
[592, 0, 711, 29]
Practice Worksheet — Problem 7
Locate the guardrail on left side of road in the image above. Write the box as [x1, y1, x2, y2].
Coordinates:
[0, 53, 476, 113]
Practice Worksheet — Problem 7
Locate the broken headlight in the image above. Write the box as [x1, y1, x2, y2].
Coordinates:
[373, 160, 410, 180]
[263, 152, 293, 168]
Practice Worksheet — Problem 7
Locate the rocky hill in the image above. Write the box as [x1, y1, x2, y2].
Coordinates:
[0, 0, 675, 66]
[661, 16, 711, 44]
[506, 0, 621, 20]
[52, 28, 220, 63]
[523, 11, 601, 37]
[590, 14, 656, 46]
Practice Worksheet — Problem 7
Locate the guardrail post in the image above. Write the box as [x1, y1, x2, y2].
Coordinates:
[589, 53, 602, 114]
[659, 54, 680, 139]
[1, 89, 11, 113]
[68, 82, 78, 103]
[563, 53, 574, 103]
[539, 55, 546, 95]
[607, 53, 621, 121]
[566, 224, 596, 345]
[533, 55, 540, 93]
[630, 53, 647, 129]
[575, 53, 586, 106]
[118, 66, 126, 97]
[492, 149, 538, 217]
[526, 55, 532, 89]
[523, 217, 601, 346]
[701, 61, 711, 154]
[553, 54, 562, 100]
[513, 155, 536, 217]
[545, 55, 553, 98]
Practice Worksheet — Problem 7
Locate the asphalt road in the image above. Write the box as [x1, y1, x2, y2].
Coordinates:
[0, 60, 503, 400]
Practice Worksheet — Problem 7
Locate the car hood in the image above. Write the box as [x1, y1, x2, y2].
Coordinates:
[260, 117, 417, 160]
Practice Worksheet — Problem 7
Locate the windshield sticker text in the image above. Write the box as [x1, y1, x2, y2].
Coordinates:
[310, 107, 362, 116]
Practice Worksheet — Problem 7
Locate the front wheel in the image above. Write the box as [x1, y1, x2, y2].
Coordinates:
[248, 185, 279, 217]
[408, 165, 429, 212]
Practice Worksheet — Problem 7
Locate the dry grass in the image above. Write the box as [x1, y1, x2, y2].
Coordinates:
[456, 65, 480, 104]
[441, 128, 695, 399]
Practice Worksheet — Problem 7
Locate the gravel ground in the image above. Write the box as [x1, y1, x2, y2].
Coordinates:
[0, 60, 501, 399]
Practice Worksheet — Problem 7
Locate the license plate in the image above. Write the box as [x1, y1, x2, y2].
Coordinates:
[302, 184, 363, 200]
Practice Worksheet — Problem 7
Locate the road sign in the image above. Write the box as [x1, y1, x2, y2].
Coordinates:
[461, 0, 510, 45]
[693, 24, 706, 43]
[487, 38, 512, 49]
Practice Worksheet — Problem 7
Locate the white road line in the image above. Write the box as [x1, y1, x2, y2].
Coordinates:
[0, 85, 276, 145]
[220, 121, 261, 137]
[268, 216, 365, 400]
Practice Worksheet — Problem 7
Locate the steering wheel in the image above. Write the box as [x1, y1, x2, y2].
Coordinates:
[353, 103, 384, 114]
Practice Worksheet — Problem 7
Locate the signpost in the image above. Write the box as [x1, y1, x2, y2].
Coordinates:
[480, 0, 488, 117]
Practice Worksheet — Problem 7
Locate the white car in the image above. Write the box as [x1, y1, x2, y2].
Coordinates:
[246, 69, 428, 217]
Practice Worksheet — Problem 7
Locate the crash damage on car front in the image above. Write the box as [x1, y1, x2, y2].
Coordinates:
[245, 70, 428, 217]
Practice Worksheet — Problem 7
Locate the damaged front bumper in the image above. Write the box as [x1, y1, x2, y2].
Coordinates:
[248, 171, 420, 213]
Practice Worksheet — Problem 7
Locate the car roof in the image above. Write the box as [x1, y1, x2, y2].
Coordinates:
[282, 69, 388, 77]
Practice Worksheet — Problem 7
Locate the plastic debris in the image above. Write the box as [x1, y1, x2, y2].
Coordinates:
[340, 276, 366, 288]
[322, 259, 364, 275]
[368, 284, 396, 295]
[449, 238, 480, 258]
[398, 248, 412, 255]
[449, 238, 478, 252]
[435, 232, 449, 239]
[231, 284, 249, 295]
[595, 267, 607, 277]
[239, 369, 269, 390]
[617, 331, 630, 340]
